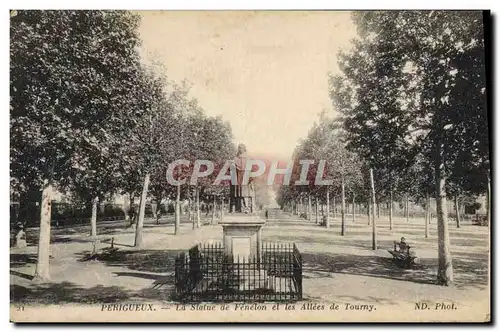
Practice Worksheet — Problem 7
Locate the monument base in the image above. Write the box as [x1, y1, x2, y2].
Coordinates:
[266, 207, 283, 220]
[226, 268, 270, 291]
[219, 213, 265, 263]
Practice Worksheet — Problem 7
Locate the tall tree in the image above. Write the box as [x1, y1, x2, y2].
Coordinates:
[331, 11, 488, 285]
[10, 10, 146, 280]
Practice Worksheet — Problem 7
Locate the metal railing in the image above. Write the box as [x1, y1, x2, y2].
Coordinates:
[175, 242, 302, 302]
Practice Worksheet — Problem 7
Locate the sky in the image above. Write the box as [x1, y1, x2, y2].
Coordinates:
[138, 11, 357, 160]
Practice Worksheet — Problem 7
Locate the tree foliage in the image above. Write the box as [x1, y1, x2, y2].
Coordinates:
[330, 11, 488, 285]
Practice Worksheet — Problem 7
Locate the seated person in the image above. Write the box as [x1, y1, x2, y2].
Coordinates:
[389, 237, 419, 266]
[394, 237, 409, 253]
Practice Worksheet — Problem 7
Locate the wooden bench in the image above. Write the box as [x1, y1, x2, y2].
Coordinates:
[388, 242, 418, 268]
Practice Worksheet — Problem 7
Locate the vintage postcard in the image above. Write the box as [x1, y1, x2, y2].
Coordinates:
[10, 10, 490, 323]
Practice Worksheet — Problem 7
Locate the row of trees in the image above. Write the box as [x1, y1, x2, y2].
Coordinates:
[277, 112, 363, 236]
[279, 11, 489, 287]
[333, 11, 489, 286]
[10, 10, 235, 281]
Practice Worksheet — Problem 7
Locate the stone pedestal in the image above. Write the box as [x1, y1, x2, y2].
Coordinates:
[219, 214, 265, 263]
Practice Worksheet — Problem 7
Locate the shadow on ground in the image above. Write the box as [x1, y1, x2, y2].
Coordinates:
[75, 248, 185, 274]
[10, 270, 34, 280]
[451, 252, 489, 288]
[10, 254, 38, 268]
[269, 234, 396, 251]
[10, 271, 175, 304]
[11, 278, 176, 304]
[11, 282, 131, 304]
[302, 252, 436, 285]
[24, 230, 91, 246]
[301, 251, 488, 289]
[11, 249, 185, 304]
[23, 219, 195, 246]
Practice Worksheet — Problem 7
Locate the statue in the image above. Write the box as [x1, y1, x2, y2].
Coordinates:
[229, 143, 256, 213]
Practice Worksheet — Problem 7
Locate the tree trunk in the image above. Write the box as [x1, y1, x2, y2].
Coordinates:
[90, 196, 98, 238]
[151, 203, 157, 224]
[370, 168, 377, 250]
[325, 189, 330, 228]
[406, 196, 410, 222]
[123, 194, 130, 222]
[175, 183, 181, 235]
[34, 179, 53, 281]
[425, 194, 430, 238]
[389, 190, 393, 231]
[128, 192, 136, 228]
[332, 196, 336, 219]
[196, 187, 201, 228]
[341, 176, 346, 236]
[315, 196, 319, 224]
[134, 173, 150, 249]
[367, 201, 371, 225]
[454, 195, 461, 228]
[308, 193, 312, 221]
[429, 198, 432, 224]
[435, 149, 453, 286]
[187, 185, 192, 221]
[352, 194, 355, 223]
[155, 192, 162, 225]
[155, 204, 161, 225]
[377, 202, 381, 218]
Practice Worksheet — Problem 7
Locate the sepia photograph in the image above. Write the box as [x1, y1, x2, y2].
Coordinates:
[9, 9, 491, 323]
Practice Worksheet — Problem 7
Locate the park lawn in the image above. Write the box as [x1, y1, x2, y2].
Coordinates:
[10, 213, 489, 307]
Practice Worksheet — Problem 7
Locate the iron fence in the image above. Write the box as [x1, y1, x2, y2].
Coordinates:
[175, 242, 302, 302]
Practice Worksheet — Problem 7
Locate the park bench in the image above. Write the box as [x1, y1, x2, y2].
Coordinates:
[388, 241, 418, 268]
